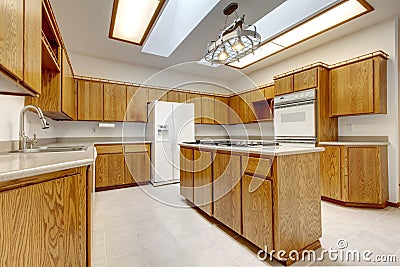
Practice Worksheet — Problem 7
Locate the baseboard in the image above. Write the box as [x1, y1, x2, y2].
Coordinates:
[387, 201, 400, 208]
[321, 196, 387, 209]
[95, 182, 149, 192]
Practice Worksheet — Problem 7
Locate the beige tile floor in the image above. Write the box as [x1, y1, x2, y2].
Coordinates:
[92, 184, 400, 267]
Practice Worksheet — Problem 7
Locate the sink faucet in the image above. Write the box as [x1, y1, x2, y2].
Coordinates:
[19, 105, 50, 150]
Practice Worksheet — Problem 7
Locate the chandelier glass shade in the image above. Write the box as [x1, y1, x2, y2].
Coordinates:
[205, 3, 261, 65]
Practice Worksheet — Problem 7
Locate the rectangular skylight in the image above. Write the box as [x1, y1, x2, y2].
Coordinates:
[109, 0, 166, 45]
[142, 0, 221, 57]
[229, 0, 372, 69]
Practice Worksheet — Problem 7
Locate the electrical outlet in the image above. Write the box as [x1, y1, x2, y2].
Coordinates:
[346, 124, 353, 132]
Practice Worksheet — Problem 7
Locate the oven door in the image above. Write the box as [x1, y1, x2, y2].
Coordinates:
[274, 101, 316, 138]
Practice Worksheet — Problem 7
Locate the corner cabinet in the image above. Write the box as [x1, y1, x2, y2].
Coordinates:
[330, 55, 387, 116]
[320, 145, 388, 207]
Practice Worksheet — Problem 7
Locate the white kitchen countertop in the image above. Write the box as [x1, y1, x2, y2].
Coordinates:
[319, 141, 389, 146]
[180, 143, 324, 156]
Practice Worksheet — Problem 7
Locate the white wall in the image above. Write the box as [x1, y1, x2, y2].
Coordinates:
[231, 19, 399, 203]
[0, 95, 25, 141]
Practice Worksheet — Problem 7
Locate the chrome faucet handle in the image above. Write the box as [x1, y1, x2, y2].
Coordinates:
[26, 134, 38, 149]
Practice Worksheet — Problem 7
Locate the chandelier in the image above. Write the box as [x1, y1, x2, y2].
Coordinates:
[205, 2, 261, 65]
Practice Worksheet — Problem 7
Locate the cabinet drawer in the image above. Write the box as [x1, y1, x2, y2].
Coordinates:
[96, 145, 123, 155]
[124, 144, 149, 153]
[245, 157, 272, 178]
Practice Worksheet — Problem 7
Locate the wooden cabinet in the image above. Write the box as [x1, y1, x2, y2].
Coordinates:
[193, 150, 213, 216]
[242, 175, 273, 250]
[294, 68, 318, 92]
[263, 85, 275, 99]
[186, 93, 202, 124]
[201, 95, 215, 124]
[23, 0, 41, 93]
[214, 96, 229, 125]
[228, 95, 241, 124]
[103, 83, 127, 121]
[126, 85, 148, 122]
[330, 56, 387, 116]
[167, 90, 186, 102]
[124, 144, 151, 184]
[61, 50, 77, 120]
[213, 153, 242, 233]
[321, 145, 388, 207]
[96, 153, 125, 188]
[77, 80, 104, 121]
[0, 167, 88, 266]
[180, 147, 194, 202]
[274, 75, 293, 96]
[0, 0, 24, 80]
[148, 87, 166, 102]
[238, 92, 252, 123]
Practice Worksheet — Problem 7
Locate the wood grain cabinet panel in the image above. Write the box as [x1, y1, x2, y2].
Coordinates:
[148, 87, 166, 102]
[126, 85, 148, 122]
[167, 90, 186, 102]
[242, 175, 273, 250]
[274, 75, 293, 96]
[180, 148, 194, 202]
[320, 146, 341, 200]
[294, 68, 318, 92]
[263, 85, 275, 99]
[214, 96, 229, 125]
[0, 0, 24, 80]
[124, 150, 150, 184]
[228, 95, 241, 124]
[0, 171, 87, 266]
[104, 83, 127, 122]
[193, 150, 213, 216]
[330, 56, 387, 116]
[213, 153, 242, 234]
[61, 49, 76, 120]
[201, 95, 215, 124]
[186, 93, 202, 124]
[23, 0, 41, 93]
[77, 80, 104, 121]
[238, 92, 252, 123]
[95, 154, 125, 188]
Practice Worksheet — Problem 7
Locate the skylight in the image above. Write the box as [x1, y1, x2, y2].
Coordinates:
[142, 0, 221, 57]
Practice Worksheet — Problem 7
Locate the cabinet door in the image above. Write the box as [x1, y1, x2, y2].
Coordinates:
[180, 148, 194, 202]
[104, 83, 127, 121]
[214, 96, 229, 125]
[242, 175, 273, 250]
[186, 93, 202, 124]
[0, 173, 87, 266]
[126, 85, 148, 122]
[167, 90, 186, 102]
[95, 154, 125, 188]
[23, 0, 41, 93]
[193, 150, 213, 216]
[61, 50, 77, 120]
[213, 153, 241, 233]
[201, 95, 215, 124]
[124, 152, 150, 184]
[148, 87, 166, 102]
[263, 85, 275, 99]
[320, 146, 341, 200]
[77, 80, 104, 121]
[347, 147, 381, 204]
[228, 95, 241, 124]
[294, 68, 318, 92]
[0, 0, 24, 80]
[330, 59, 374, 116]
[274, 75, 293, 96]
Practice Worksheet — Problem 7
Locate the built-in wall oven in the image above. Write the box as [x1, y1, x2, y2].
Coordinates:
[273, 89, 317, 145]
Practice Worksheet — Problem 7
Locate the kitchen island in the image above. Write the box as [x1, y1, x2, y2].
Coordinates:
[179, 143, 324, 265]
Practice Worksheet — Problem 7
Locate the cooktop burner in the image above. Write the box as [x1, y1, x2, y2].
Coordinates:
[183, 140, 277, 147]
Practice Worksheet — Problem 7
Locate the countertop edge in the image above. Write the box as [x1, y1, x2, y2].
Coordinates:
[319, 142, 389, 146]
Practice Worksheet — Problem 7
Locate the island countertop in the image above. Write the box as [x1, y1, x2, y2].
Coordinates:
[179, 143, 324, 156]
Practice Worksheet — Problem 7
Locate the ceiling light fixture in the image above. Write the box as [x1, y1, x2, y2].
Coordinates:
[205, 2, 261, 65]
[109, 0, 166, 46]
[229, 0, 373, 69]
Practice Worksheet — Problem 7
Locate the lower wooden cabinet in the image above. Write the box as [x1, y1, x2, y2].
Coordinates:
[193, 150, 213, 216]
[95, 144, 151, 190]
[180, 147, 194, 202]
[0, 167, 89, 266]
[321, 145, 388, 207]
[242, 174, 273, 250]
[213, 153, 242, 233]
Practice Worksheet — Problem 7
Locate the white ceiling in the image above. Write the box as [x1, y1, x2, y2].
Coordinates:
[50, 0, 400, 82]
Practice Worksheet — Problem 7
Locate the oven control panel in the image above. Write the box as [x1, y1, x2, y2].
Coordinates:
[274, 89, 316, 106]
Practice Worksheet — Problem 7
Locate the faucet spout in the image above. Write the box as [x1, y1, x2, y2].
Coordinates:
[19, 105, 50, 150]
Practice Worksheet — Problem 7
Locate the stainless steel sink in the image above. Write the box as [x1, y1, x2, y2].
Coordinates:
[8, 145, 88, 154]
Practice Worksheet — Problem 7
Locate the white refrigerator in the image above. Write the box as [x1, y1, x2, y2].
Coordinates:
[146, 101, 195, 186]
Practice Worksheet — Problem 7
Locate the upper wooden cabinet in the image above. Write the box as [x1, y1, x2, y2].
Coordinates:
[186, 93, 202, 124]
[214, 96, 229, 125]
[77, 80, 104, 121]
[263, 85, 275, 99]
[126, 85, 148, 122]
[228, 95, 241, 124]
[167, 90, 186, 102]
[148, 87, 166, 103]
[293, 68, 318, 92]
[103, 83, 126, 122]
[61, 50, 77, 120]
[274, 75, 293, 96]
[330, 56, 387, 117]
[201, 95, 215, 124]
